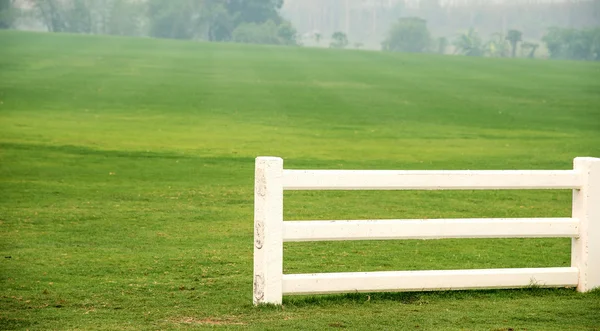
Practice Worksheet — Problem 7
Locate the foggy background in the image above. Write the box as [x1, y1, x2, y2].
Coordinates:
[2, 0, 599, 59]
[282, 0, 600, 50]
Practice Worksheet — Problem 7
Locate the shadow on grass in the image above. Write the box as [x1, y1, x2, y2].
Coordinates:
[0, 316, 37, 331]
[280, 287, 598, 307]
[0, 142, 253, 163]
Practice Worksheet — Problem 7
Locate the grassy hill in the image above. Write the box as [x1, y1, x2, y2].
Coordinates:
[1, 31, 599, 330]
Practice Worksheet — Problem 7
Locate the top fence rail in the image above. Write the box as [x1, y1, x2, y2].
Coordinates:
[282, 169, 582, 190]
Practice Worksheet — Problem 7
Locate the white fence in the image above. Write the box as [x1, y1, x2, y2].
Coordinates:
[253, 157, 600, 305]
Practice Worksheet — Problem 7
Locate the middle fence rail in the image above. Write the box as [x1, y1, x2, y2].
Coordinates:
[252, 156, 599, 305]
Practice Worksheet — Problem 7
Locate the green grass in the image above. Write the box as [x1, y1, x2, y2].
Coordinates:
[1, 31, 600, 330]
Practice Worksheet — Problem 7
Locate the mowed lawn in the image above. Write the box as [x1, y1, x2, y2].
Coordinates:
[1, 31, 599, 330]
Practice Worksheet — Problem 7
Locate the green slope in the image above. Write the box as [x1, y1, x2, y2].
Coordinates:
[1, 31, 599, 330]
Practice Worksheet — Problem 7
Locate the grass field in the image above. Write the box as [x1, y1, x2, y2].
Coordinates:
[1, 31, 600, 330]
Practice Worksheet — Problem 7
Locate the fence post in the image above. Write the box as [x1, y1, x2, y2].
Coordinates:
[253, 157, 284, 305]
[572, 157, 600, 292]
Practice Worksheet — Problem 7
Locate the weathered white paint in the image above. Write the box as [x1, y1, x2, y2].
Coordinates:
[282, 267, 579, 295]
[283, 170, 581, 190]
[283, 218, 579, 242]
[252, 157, 600, 305]
[571, 157, 600, 292]
[253, 157, 284, 305]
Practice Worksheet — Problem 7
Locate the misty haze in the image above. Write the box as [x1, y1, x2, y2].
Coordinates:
[2, 0, 600, 59]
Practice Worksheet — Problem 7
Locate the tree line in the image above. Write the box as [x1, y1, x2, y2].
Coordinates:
[283, 0, 600, 49]
[0, 0, 297, 45]
[321, 19, 599, 62]
[377, 17, 600, 61]
[1, 0, 599, 61]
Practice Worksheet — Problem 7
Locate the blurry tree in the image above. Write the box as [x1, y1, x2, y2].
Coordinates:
[0, 0, 16, 29]
[329, 31, 348, 49]
[592, 29, 600, 61]
[437, 36, 448, 54]
[27, 0, 292, 44]
[146, 0, 288, 42]
[106, 0, 146, 36]
[542, 27, 600, 61]
[227, 0, 283, 26]
[354, 42, 363, 49]
[542, 27, 567, 59]
[314, 32, 321, 44]
[383, 17, 431, 53]
[453, 28, 485, 57]
[277, 21, 296, 45]
[506, 29, 522, 58]
[147, 0, 200, 39]
[68, 0, 93, 33]
[199, 1, 236, 41]
[31, 0, 120, 34]
[571, 28, 600, 61]
[0, 0, 17, 29]
[521, 41, 539, 59]
[32, 0, 67, 32]
[486, 33, 509, 58]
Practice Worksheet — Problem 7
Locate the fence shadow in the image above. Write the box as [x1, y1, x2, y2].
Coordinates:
[281, 287, 582, 307]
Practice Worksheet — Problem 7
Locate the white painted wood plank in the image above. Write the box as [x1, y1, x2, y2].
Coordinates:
[253, 157, 284, 305]
[571, 157, 600, 292]
[283, 218, 579, 242]
[282, 267, 579, 295]
[283, 170, 581, 190]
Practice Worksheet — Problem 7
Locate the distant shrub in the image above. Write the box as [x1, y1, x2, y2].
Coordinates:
[330, 31, 349, 49]
[453, 28, 485, 57]
[542, 27, 600, 61]
[382, 17, 431, 53]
